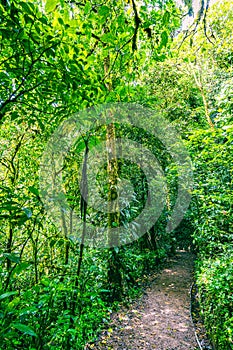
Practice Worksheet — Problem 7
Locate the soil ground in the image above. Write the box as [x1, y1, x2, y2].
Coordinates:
[86, 251, 199, 350]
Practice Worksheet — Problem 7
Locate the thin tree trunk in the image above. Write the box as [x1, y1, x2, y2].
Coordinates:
[104, 55, 123, 300]
[71, 140, 89, 315]
[189, 62, 214, 129]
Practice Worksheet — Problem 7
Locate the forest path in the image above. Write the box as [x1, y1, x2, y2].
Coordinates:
[87, 251, 198, 350]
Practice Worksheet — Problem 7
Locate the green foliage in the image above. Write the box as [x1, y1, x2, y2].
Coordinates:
[0, 0, 232, 349]
[197, 252, 233, 349]
[188, 127, 233, 258]
[187, 119, 232, 350]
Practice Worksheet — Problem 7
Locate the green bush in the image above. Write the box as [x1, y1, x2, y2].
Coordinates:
[188, 126, 233, 349]
[197, 252, 233, 349]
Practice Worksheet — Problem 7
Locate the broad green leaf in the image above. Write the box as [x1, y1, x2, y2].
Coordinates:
[162, 11, 170, 25]
[161, 31, 168, 47]
[99, 5, 110, 17]
[12, 323, 37, 337]
[7, 297, 20, 310]
[84, 2, 91, 14]
[13, 262, 31, 275]
[58, 17, 64, 26]
[3, 253, 20, 263]
[11, 111, 19, 120]
[28, 186, 39, 196]
[0, 291, 17, 300]
[45, 0, 59, 13]
[20, 2, 34, 15]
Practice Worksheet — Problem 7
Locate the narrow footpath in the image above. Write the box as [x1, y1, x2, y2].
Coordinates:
[87, 251, 198, 350]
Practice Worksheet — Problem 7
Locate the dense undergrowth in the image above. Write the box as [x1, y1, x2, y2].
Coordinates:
[0, 229, 172, 349]
[189, 127, 233, 349]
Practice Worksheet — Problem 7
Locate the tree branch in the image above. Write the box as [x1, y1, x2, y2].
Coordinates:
[131, 0, 141, 51]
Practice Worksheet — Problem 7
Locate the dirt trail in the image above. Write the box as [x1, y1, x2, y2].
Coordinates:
[87, 251, 198, 350]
